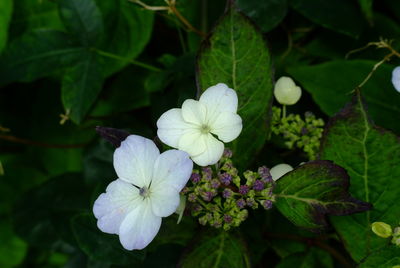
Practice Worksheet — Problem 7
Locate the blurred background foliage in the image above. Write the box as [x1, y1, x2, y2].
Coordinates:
[1, 0, 400, 267]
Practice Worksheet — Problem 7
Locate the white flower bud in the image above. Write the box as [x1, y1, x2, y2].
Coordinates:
[391, 66, 400, 93]
[270, 163, 293, 181]
[274, 76, 302, 105]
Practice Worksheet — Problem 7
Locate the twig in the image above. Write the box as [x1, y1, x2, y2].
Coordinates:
[0, 135, 87, 149]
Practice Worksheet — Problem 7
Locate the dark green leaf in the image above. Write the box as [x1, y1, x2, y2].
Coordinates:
[179, 231, 250, 268]
[61, 51, 103, 123]
[359, 245, 400, 267]
[0, 0, 12, 53]
[276, 248, 333, 268]
[288, 60, 400, 134]
[237, 0, 288, 32]
[95, 0, 154, 75]
[13, 173, 90, 248]
[0, 29, 82, 86]
[290, 0, 364, 38]
[0, 220, 27, 268]
[197, 2, 273, 170]
[58, 0, 104, 45]
[320, 91, 400, 261]
[83, 139, 115, 185]
[274, 160, 371, 232]
[71, 213, 145, 265]
[358, 0, 374, 23]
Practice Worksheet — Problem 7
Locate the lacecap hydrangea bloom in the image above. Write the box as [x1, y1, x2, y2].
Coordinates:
[157, 83, 242, 166]
[93, 135, 193, 250]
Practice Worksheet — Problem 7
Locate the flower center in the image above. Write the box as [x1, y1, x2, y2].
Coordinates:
[200, 124, 211, 134]
[139, 186, 150, 198]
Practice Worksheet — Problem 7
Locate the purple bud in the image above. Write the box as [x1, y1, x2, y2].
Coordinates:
[258, 166, 272, 181]
[202, 167, 213, 181]
[211, 179, 220, 189]
[190, 173, 201, 183]
[239, 185, 249, 195]
[236, 199, 246, 209]
[253, 180, 264, 191]
[224, 214, 233, 223]
[192, 204, 202, 212]
[181, 187, 190, 194]
[246, 198, 255, 208]
[219, 173, 232, 185]
[188, 193, 197, 202]
[222, 189, 232, 198]
[262, 200, 273, 209]
[201, 191, 214, 202]
[223, 148, 233, 158]
[301, 127, 308, 135]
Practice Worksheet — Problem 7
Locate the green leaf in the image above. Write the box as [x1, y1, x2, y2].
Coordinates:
[0, 0, 12, 53]
[276, 248, 333, 268]
[236, 0, 288, 32]
[180, 231, 250, 268]
[95, 0, 154, 75]
[358, 0, 374, 23]
[0, 220, 27, 268]
[290, 0, 364, 38]
[320, 92, 400, 261]
[287, 60, 400, 134]
[274, 160, 371, 232]
[13, 173, 90, 248]
[0, 29, 82, 86]
[71, 213, 145, 265]
[61, 51, 103, 123]
[196, 2, 273, 170]
[359, 245, 400, 268]
[58, 0, 104, 45]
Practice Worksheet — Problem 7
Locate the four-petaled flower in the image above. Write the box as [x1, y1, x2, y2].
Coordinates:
[93, 135, 193, 250]
[156, 83, 243, 166]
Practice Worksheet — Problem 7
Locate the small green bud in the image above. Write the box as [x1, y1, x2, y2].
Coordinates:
[371, 222, 393, 238]
[274, 76, 302, 105]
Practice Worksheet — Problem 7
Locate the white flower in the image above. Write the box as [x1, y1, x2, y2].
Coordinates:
[391, 66, 400, 93]
[156, 83, 242, 166]
[93, 135, 193, 250]
[270, 163, 293, 181]
[274, 76, 302, 105]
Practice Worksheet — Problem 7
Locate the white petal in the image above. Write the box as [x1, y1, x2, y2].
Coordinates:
[181, 99, 207, 126]
[210, 112, 242, 142]
[93, 179, 141, 234]
[392, 66, 400, 93]
[119, 201, 161, 250]
[270, 163, 293, 181]
[150, 183, 180, 217]
[191, 134, 224, 166]
[178, 129, 206, 157]
[152, 149, 193, 192]
[113, 135, 160, 187]
[274, 77, 302, 105]
[199, 83, 238, 124]
[156, 108, 192, 148]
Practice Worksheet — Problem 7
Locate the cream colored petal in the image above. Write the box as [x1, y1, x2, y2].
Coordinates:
[210, 112, 242, 143]
[181, 99, 207, 126]
[157, 108, 192, 148]
[191, 133, 224, 166]
[178, 129, 206, 157]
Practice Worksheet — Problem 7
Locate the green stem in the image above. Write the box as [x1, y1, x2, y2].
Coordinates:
[94, 49, 162, 72]
[282, 105, 287, 118]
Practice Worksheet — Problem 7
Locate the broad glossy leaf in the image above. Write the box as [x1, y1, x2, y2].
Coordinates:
[59, 0, 104, 45]
[274, 161, 371, 232]
[288, 60, 400, 134]
[0, 30, 82, 86]
[320, 92, 400, 261]
[359, 245, 400, 268]
[95, 0, 154, 75]
[61, 51, 103, 123]
[0, 0, 12, 53]
[290, 0, 364, 38]
[237, 0, 288, 32]
[197, 2, 273, 170]
[71, 214, 145, 265]
[179, 231, 250, 268]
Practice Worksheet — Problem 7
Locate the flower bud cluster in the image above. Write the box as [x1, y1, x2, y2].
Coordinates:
[271, 107, 324, 160]
[183, 149, 275, 230]
[371, 221, 400, 247]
